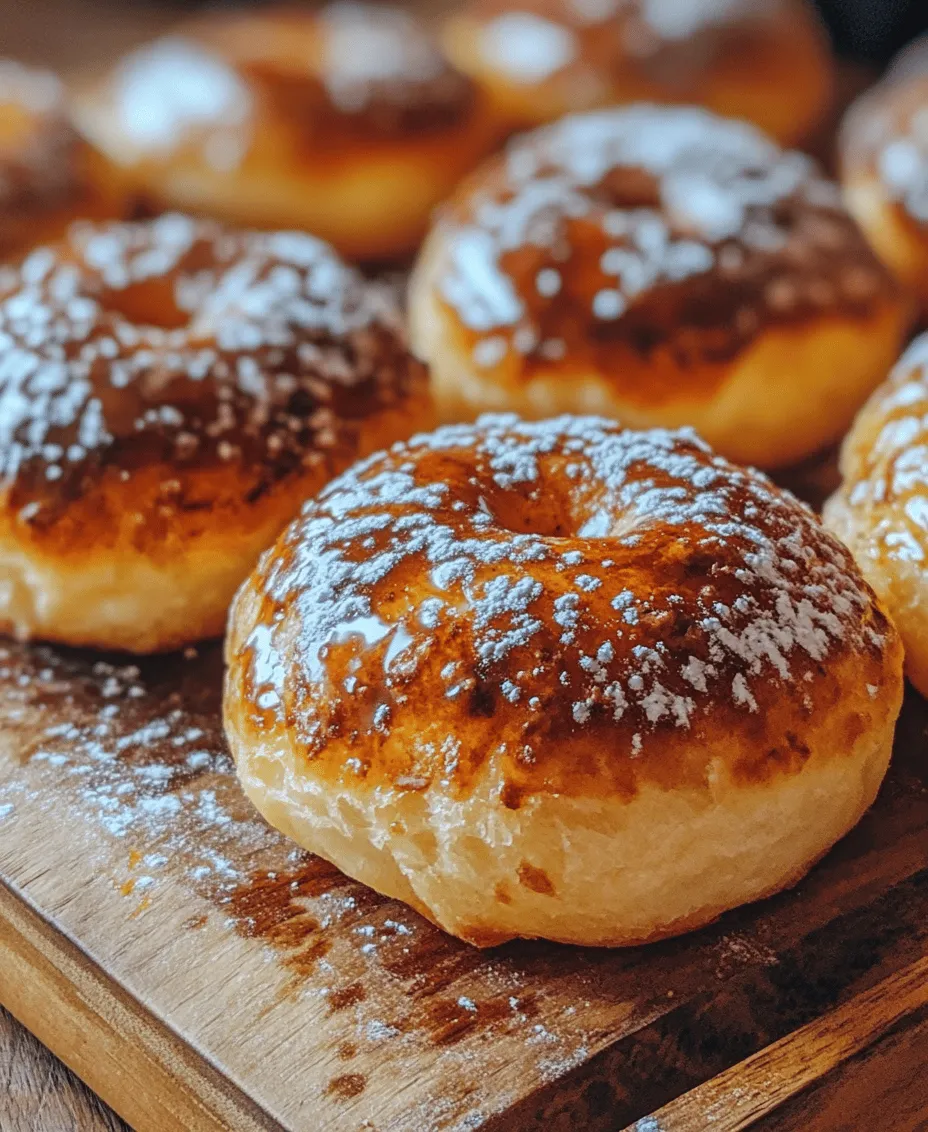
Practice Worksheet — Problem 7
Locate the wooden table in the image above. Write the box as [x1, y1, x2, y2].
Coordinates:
[1, 1006, 127, 1132]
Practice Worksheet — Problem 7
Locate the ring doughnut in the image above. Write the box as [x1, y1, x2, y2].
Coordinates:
[441, 0, 833, 145]
[840, 72, 928, 316]
[72, 3, 499, 261]
[825, 334, 928, 697]
[409, 105, 909, 470]
[0, 214, 431, 653]
[224, 414, 903, 948]
[0, 60, 119, 258]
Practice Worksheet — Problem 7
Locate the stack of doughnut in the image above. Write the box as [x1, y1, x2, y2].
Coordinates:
[0, 5, 926, 949]
[72, 3, 499, 261]
[441, 0, 834, 145]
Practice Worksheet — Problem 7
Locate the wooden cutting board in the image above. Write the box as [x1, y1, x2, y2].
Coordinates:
[1, 604, 928, 1131]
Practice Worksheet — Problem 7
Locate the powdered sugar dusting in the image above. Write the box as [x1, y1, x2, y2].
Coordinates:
[0, 214, 420, 510]
[0, 638, 600, 1104]
[433, 106, 884, 374]
[239, 414, 888, 790]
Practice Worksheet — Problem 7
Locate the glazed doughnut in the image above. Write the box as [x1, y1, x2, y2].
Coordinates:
[0, 214, 431, 654]
[224, 414, 903, 948]
[441, 0, 833, 145]
[409, 105, 909, 470]
[825, 334, 928, 697]
[840, 72, 928, 316]
[72, 3, 498, 261]
[0, 60, 119, 258]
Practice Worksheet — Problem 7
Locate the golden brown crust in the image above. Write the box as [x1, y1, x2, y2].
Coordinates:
[442, 0, 833, 145]
[408, 106, 907, 466]
[0, 215, 427, 543]
[0, 61, 121, 257]
[0, 215, 431, 650]
[226, 415, 901, 804]
[72, 5, 500, 260]
[425, 108, 896, 384]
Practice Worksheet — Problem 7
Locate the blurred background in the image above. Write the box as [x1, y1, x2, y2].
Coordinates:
[2, 0, 928, 70]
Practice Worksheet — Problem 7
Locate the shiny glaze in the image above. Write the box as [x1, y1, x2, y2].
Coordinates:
[0, 214, 427, 543]
[427, 106, 896, 405]
[228, 415, 897, 804]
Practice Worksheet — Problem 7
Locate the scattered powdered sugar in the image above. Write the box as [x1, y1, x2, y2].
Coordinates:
[434, 105, 879, 372]
[242, 414, 887, 778]
[0, 638, 601, 1105]
[478, 0, 774, 75]
[0, 214, 417, 497]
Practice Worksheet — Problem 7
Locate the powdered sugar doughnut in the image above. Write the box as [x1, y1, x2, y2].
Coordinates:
[840, 72, 928, 317]
[0, 60, 120, 256]
[409, 106, 908, 470]
[442, 0, 833, 145]
[224, 414, 903, 947]
[825, 334, 928, 697]
[72, 3, 499, 261]
[0, 214, 430, 653]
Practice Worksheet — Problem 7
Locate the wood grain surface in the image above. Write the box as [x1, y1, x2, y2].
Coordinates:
[1, 1006, 127, 1132]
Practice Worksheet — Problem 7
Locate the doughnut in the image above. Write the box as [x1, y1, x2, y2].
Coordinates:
[840, 72, 928, 316]
[441, 0, 833, 146]
[0, 60, 119, 258]
[0, 214, 431, 654]
[224, 414, 903, 948]
[409, 106, 909, 471]
[825, 334, 928, 698]
[71, 3, 499, 261]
